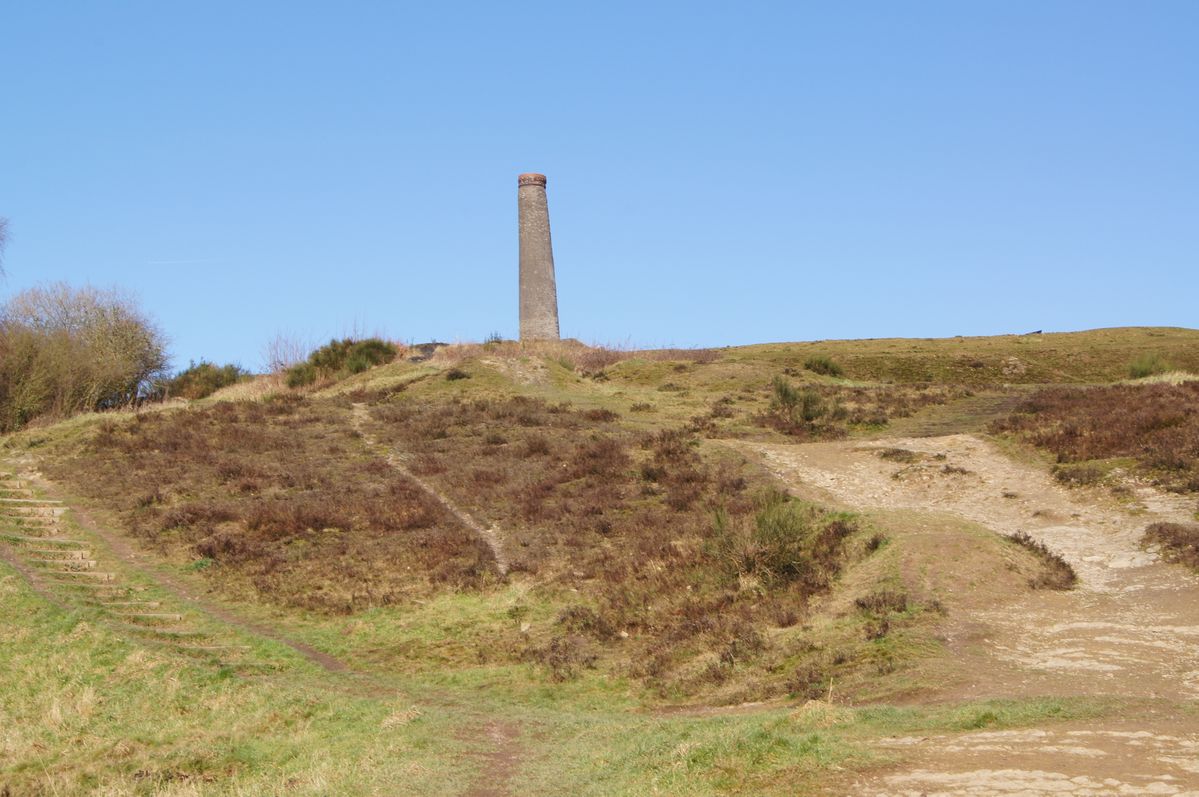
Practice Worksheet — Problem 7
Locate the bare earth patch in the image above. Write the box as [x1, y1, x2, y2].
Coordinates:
[863, 721, 1199, 796]
[736, 433, 1199, 794]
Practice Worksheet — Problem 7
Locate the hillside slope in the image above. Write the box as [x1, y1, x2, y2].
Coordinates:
[3, 325, 1198, 795]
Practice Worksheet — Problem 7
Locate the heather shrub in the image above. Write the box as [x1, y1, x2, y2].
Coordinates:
[1143, 522, 1199, 570]
[991, 383, 1199, 492]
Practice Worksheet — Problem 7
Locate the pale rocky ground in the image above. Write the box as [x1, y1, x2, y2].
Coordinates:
[741, 433, 1199, 796]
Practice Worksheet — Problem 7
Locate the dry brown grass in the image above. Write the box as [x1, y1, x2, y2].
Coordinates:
[42, 395, 493, 613]
[33, 384, 874, 698]
[991, 382, 1199, 493]
[429, 339, 720, 375]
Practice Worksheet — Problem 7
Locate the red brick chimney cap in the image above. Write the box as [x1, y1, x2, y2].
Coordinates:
[518, 173, 547, 186]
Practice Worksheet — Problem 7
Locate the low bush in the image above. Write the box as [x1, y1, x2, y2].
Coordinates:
[854, 590, 909, 614]
[530, 635, 598, 682]
[285, 338, 397, 388]
[166, 360, 249, 400]
[773, 377, 821, 422]
[760, 380, 967, 440]
[1130, 355, 1171, 379]
[878, 448, 921, 463]
[1052, 464, 1104, 487]
[804, 355, 844, 377]
[712, 491, 857, 590]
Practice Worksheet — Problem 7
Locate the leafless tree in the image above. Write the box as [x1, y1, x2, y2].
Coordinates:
[0, 283, 170, 430]
[261, 331, 310, 374]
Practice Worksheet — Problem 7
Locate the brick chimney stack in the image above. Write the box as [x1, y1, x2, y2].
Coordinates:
[517, 173, 560, 341]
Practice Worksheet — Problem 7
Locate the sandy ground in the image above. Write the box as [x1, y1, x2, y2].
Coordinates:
[739, 434, 1199, 796]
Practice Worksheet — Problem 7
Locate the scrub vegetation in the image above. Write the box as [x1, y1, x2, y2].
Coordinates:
[285, 337, 399, 388]
[990, 381, 1199, 493]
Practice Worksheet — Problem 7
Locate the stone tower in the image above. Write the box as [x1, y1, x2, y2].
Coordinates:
[517, 173, 560, 341]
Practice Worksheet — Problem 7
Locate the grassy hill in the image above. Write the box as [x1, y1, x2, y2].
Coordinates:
[1, 326, 1195, 794]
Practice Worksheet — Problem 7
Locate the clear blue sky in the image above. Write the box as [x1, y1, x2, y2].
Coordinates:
[2, 2, 1196, 371]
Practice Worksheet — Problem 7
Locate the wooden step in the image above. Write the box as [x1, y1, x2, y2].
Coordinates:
[91, 600, 161, 609]
[0, 533, 85, 547]
[0, 524, 65, 537]
[111, 612, 184, 625]
[0, 489, 35, 499]
[0, 505, 65, 517]
[2, 512, 63, 524]
[25, 548, 91, 560]
[47, 570, 115, 581]
[0, 497, 63, 506]
[30, 558, 96, 571]
[2, 512, 62, 521]
[49, 582, 132, 597]
[119, 624, 209, 640]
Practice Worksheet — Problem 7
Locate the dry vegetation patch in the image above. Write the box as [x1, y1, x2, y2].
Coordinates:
[359, 392, 876, 698]
[761, 378, 972, 439]
[29, 387, 890, 700]
[41, 395, 493, 612]
[991, 382, 1199, 493]
[1143, 522, 1199, 570]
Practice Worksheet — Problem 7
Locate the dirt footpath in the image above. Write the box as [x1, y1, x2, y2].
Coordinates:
[738, 434, 1199, 796]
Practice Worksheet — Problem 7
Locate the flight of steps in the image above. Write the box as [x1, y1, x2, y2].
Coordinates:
[0, 475, 252, 664]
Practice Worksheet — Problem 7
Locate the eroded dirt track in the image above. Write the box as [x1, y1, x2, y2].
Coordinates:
[738, 434, 1199, 795]
[873, 724, 1199, 796]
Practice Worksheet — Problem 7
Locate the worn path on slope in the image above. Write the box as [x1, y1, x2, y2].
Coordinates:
[734, 432, 1199, 795]
[351, 402, 510, 576]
